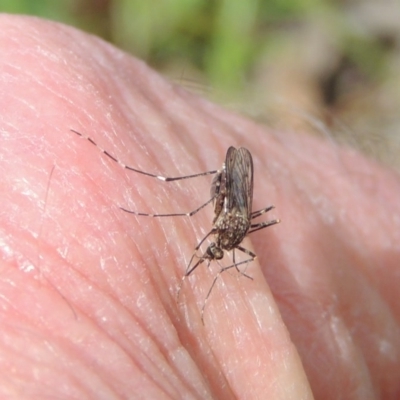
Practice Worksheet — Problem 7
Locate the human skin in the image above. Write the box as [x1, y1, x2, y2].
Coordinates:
[1, 14, 400, 399]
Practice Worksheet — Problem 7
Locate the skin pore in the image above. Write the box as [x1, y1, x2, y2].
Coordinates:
[1, 15, 400, 399]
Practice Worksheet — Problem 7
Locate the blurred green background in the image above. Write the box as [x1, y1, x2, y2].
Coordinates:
[1, 0, 399, 168]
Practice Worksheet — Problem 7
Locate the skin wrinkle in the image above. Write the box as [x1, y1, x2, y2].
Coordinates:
[76, 285, 183, 398]
[99, 207, 213, 397]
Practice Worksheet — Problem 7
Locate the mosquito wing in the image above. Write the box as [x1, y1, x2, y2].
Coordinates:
[225, 147, 254, 219]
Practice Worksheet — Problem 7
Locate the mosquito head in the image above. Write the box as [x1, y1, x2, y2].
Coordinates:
[206, 242, 224, 261]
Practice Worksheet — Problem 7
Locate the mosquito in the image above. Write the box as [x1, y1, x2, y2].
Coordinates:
[71, 130, 280, 321]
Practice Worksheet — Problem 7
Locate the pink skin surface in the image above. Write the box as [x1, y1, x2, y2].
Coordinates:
[1, 15, 400, 399]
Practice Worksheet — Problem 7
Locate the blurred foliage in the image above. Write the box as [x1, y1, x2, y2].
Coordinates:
[0, 0, 390, 94]
[1, 0, 400, 167]
[0, 0, 75, 23]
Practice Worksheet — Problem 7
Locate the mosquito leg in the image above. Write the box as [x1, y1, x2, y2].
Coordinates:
[71, 129, 218, 181]
[248, 219, 280, 234]
[200, 270, 220, 324]
[230, 248, 250, 277]
[185, 230, 214, 276]
[251, 205, 275, 219]
[176, 229, 215, 300]
[232, 248, 238, 273]
[200, 257, 255, 324]
[234, 245, 256, 280]
[120, 194, 216, 218]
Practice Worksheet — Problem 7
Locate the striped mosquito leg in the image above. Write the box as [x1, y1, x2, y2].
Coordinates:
[119, 195, 215, 218]
[71, 129, 218, 181]
[248, 218, 280, 234]
[251, 205, 275, 219]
